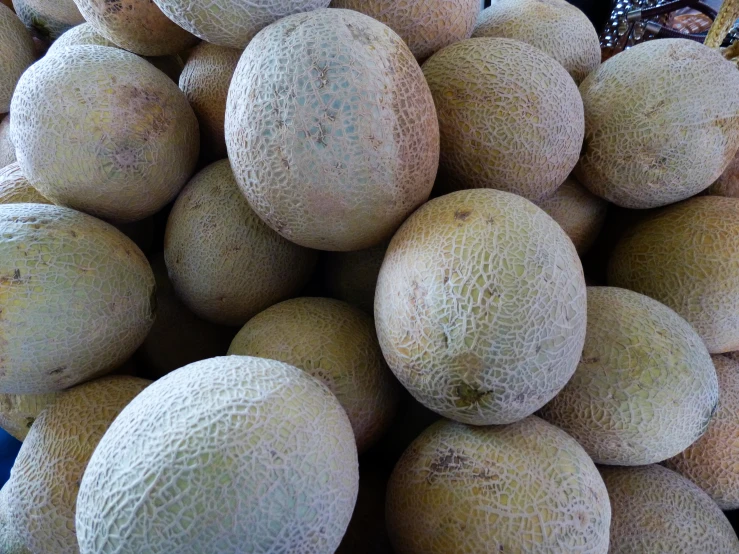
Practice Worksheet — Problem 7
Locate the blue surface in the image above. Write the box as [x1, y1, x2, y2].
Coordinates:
[0, 428, 21, 486]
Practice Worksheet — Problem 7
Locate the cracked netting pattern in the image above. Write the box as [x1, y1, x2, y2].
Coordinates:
[539, 287, 719, 466]
[601, 465, 739, 553]
[10, 45, 199, 224]
[329, 0, 479, 62]
[0, 118, 16, 167]
[225, 8, 439, 252]
[4, 376, 150, 554]
[534, 177, 608, 256]
[374, 189, 586, 426]
[473, 0, 600, 85]
[0, 203, 156, 394]
[152, 0, 330, 49]
[73, 0, 198, 57]
[422, 38, 584, 203]
[0, 162, 51, 205]
[228, 297, 402, 453]
[11, 0, 83, 39]
[164, 159, 317, 326]
[178, 42, 242, 162]
[0, 5, 34, 114]
[75, 356, 359, 554]
[0, 389, 59, 441]
[386, 416, 611, 554]
[322, 239, 389, 314]
[0, 485, 29, 554]
[576, 39, 739, 209]
[608, 196, 739, 354]
[664, 355, 739, 510]
[708, 148, 739, 198]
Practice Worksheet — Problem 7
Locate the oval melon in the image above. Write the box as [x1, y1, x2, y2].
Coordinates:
[0, 391, 58, 440]
[0, 5, 34, 114]
[225, 8, 439, 251]
[0, 118, 15, 165]
[322, 240, 388, 314]
[0, 162, 50, 204]
[11, 0, 83, 40]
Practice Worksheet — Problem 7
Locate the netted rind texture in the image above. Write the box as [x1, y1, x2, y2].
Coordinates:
[539, 287, 719, 466]
[473, 0, 600, 84]
[0, 390, 58, 440]
[0, 162, 51, 204]
[375, 189, 587, 425]
[10, 44, 199, 223]
[0, 203, 156, 394]
[664, 355, 739, 509]
[4, 376, 150, 554]
[708, 148, 739, 197]
[11, 0, 83, 39]
[228, 297, 401, 453]
[601, 465, 739, 553]
[322, 240, 388, 314]
[75, 356, 359, 554]
[164, 159, 317, 326]
[422, 37, 583, 202]
[387, 416, 611, 554]
[0, 486, 30, 554]
[576, 39, 739, 209]
[0, 5, 35, 114]
[225, 8, 439, 251]
[608, 196, 739, 353]
[0, 118, 16, 165]
[330, 0, 479, 61]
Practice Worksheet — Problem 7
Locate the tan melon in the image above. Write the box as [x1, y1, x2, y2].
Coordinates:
[0, 118, 15, 165]
[601, 465, 739, 553]
[473, 0, 600, 84]
[164, 159, 317, 326]
[10, 44, 199, 223]
[422, 37, 583, 202]
[0, 5, 34, 114]
[0, 162, 50, 204]
[225, 8, 439, 251]
[11, 0, 83, 39]
[708, 149, 739, 197]
[0, 391, 59, 440]
[321, 240, 388, 314]
[539, 287, 719, 465]
[608, 196, 739, 353]
[0, 485, 29, 554]
[75, 356, 359, 554]
[576, 39, 739, 209]
[375, 189, 586, 425]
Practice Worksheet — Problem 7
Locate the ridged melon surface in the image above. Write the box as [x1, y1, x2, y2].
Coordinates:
[10, 44, 199, 223]
[0, 391, 58, 440]
[375, 189, 586, 425]
[330, 0, 478, 61]
[11, 0, 83, 39]
[601, 465, 739, 553]
[164, 159, 317, 326]
[225, 8, 439, 251]
[0, 118, 16, 165]
[473, 0, 600, 84]
[322, 240, 388, 314]
[422, 37, 583, 202]
[228, 297, 401, 452]
[0, 485, 29, 554]
[75, 356, 359, 554]
[0, 203, 156, 394]
[608, 196, 739, 353]
[4, 376, 150, 554]
[576, 39, 739, 209]
[539, 287, 719, 465]
[0, 162, 50, 204]
[709, 150, 739, 197]
[386, 416, 611, 553]
[0, 5, 34, 114]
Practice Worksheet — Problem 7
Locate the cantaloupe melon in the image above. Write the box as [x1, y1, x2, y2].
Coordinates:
[75, 356, 359, 554]
[10, 44, 199, 223]
[473, 0, 600, 84]
[539, 287, 719, 465]
[375, 189, 586, 425]
[576, 39, 739, 209]
[4, 376, 150, 554]
[601, 464, 739, 553]
[0, 203, 156, 394]
[0, 5, 34, 114]
[228, 297, 401, 452]
[709, 149, 739, 197]
[608, 196, 739, 353]
[0, 118, 15, 165]
[322, 240, 388, 314]
[0, 162, 50, 204]
[0, 391, 58, 440]
[330, 0, 479, 61]
[225, 8, 439, 251]
[11, 0, 83, 40]
[422, 37, 583, 202]
[164, 159, 317, 326]
[0, 485, 29, 554]
[386, 416, 611, 553]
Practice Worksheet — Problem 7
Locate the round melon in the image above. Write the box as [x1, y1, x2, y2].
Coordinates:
[322, 240, 388, 314]
[0, 486, 29, 554]
[225, 8, 439, 251]
[608, 196, 739, 353]
[0, 5, 34, 114]
[473, 0, 600, 84]
[601, 464, 739, 553]
[422, 37, 584, 202]
[576, 39, 739, 209]
[330, 0, 479, 61]
[539, 286, 719, 465]
[708, 149, 739, 198]
[10, 44, 199, 223]
[4, 376, 150, 554]
[11, 0, 83, 39]
[375, 189, 587, 425]
[75, 356, 359, 554]
[164, 159, 317, 326]
[387, 416, 611, 554]
[178, 41, 241, 162]
[228, 297, 401, 452]
[0, 391, 59, 440]
[0, 118, 16, 165]
[0, 162, 50, 204]
[0, 203, 156, 394]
